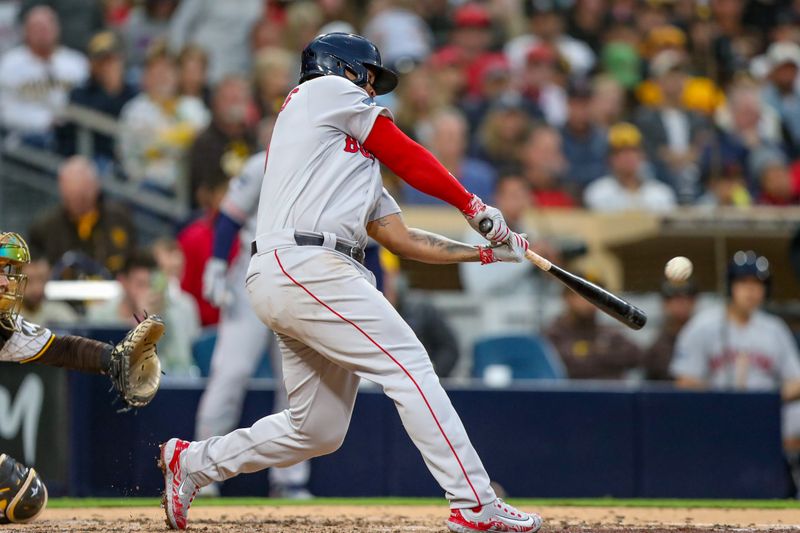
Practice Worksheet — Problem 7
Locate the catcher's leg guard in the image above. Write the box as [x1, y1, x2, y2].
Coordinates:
[0, 454, 48, 524]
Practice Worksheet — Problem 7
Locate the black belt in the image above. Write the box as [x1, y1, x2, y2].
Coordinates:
[251, 233, 365, 264]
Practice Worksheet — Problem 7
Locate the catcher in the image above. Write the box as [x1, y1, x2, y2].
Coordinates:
[0, 232, 164, 524]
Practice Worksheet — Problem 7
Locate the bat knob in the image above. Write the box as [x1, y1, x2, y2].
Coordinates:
[478, 218, 493, 235]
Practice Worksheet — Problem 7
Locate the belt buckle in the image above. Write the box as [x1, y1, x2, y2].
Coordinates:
[351, 246, 365, 264]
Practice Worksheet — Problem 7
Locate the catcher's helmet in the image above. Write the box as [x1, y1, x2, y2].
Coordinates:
[0, 454, 48, 524]
[727, 250, 771, 295]
[0, 232, 30, 331]
[299, 32, 398, 95]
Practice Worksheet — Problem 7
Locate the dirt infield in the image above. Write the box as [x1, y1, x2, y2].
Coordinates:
[5, 505, 800, 533]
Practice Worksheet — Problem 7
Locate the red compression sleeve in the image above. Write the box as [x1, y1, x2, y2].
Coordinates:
[363, 115, 473, 211]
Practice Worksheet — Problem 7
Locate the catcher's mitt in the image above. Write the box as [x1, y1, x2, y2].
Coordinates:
[109, 314, 165, 410]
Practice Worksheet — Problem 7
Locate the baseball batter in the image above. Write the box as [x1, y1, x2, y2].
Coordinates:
[197, 151, 310, 497]
[0, 232, 164, 524]
[160, 33, 541, 533]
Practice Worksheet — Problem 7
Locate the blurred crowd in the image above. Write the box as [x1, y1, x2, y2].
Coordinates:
[0, 0, 799, 210]
[2, 0, 800, 378]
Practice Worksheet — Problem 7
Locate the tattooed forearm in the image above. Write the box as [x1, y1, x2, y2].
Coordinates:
[406, 229, 480, 264]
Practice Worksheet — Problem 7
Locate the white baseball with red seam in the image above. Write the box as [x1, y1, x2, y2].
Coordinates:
[665, 256, 693, 282]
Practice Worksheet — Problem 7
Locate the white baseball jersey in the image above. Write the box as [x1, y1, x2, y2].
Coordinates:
[255, 75, 400, 249]
[671, 307, 800, 390]
[0, 316, 55, 363]
[220, 151, 267, 254]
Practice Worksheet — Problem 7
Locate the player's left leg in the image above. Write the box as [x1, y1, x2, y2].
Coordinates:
[195, 254, 311, 497]
[267, 249, 541, 532]
[194, 291, 269, 442]
[0, 454, 48, 524]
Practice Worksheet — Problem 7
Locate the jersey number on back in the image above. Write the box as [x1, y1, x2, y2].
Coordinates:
[280, 87, 300, 112]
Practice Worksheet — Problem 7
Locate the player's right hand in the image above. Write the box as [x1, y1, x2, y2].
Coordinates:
[461, 195, 511, 243]
[477, 232, 529, 264]
[202, 257, 230, 308]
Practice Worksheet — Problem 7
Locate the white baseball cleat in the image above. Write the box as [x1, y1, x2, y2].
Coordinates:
[159, 438, 198, 530]
[447, 499, 543, 533]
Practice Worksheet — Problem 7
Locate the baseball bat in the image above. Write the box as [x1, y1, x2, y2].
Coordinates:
[478, 219, 647, 330]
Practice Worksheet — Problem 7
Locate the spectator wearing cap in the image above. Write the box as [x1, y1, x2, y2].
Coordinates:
[403, 107, 496, 205]
[188, 75, 257, 210]
[505, 0, 595, 80]
[584, 123, 677, 212]
[167, 0, 263, 84]
[520, 43, 568, 127]
[0, 6, 88, 149]
[460, 55, 520, 133]
[750, 147, 800, 206]
[642, 24, 687, 61]
[635, 50, 710, 202]
[19, 0, 103, 53]
[426, 48, 467, 109]
[760, 42, 800, 158]
[121, 0, 177, 82]
[636, 25, 724, 117]
[545, 270, 642, 380]
[645, 279, 698, 381]
[118, 42, 210, 198]
[561, 80, 608, 190]
[472, 93, 534, 169]
[439, 2, 505, 99]
[363, 0, 433, 72]
[520, 126, 576, 208]
[59, 30, 138, 165]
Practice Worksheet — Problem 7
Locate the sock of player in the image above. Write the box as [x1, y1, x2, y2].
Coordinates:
[363, 116, 474, 212]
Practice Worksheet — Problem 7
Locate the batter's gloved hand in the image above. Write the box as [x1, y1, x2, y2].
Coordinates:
[109, 314, 164, 411]
[461, 195, 511, 244]
[477, 232, 530, 264]
[202, 257, 230, 308]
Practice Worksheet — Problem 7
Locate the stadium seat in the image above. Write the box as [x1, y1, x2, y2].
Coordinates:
[191, 327, 274, 379]
[191, 327, 218, 377]
[472, 335, 565, 380]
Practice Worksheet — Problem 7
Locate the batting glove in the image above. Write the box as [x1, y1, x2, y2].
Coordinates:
[462, 194, 511, 243]
[477, 232, 530, 264]
[202, 257, 230, 308]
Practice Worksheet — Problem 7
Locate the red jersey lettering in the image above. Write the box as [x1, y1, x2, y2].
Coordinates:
[280, 87, 300, 112]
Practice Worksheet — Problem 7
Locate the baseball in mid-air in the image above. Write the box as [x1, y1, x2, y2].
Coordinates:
[665, 256, 693, 282]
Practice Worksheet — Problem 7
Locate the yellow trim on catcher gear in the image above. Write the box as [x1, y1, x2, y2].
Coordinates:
[20, 334, 55, 364]
[5, 468, 33, 523]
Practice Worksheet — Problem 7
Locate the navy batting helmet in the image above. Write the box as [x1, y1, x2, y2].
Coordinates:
[299, 33, 398, 95]
[727, 250, 771, 295]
